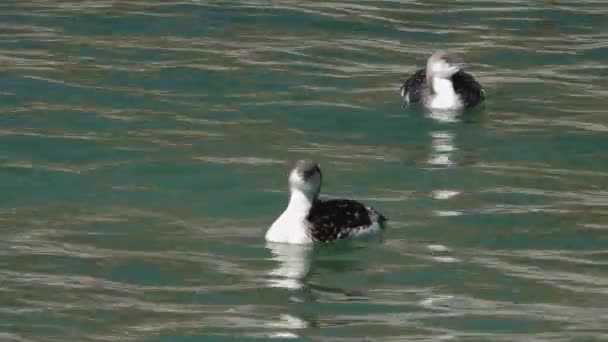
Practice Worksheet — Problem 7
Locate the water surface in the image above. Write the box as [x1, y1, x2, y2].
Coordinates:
[1, 1, 608, 341]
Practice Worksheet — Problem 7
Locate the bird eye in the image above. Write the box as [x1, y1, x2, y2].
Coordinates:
[302, 169, 316, 178]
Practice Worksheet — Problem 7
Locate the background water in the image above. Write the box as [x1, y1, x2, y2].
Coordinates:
[1, 1, 608, 341]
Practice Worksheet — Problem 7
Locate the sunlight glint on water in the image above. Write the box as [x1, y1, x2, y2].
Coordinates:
[1, 1, 608, 341]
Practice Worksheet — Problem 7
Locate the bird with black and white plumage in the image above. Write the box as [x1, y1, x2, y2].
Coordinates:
[265, 160, 387, 244]
[400, 51, 485, 110]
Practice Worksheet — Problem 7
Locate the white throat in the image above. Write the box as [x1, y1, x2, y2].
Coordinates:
[428, 76, 462, 110]
[265, 189, 315, 244]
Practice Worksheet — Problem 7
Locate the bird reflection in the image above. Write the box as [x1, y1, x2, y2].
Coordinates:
[426, 109, 460, 124]
[265, 242, 313, 290]
[264, 242, 312, 339]
[428, 130, 456, 168]
[427, 110, 463, 218]
[266, 313, 309, 339]
[266, 241, 376, 298]
[264, 241, 380, 337]
[266, 242, 372, 303]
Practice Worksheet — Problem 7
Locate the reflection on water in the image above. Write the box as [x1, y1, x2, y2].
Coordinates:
[266, 314, 309, 339]
[426, 110, 460, 124]
[265, 243, 311, 339]
[2, 0, 608, 340]
[266, 242, 312, 290]
[427, 111, 464, 219]
[427, 130, 456, 168]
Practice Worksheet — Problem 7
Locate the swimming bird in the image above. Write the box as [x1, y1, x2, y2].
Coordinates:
[266, 160, 387, 244]
[400, 51, 485, 110]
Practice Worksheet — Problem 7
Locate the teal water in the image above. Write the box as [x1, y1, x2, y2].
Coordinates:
[2, 1, 608, 341]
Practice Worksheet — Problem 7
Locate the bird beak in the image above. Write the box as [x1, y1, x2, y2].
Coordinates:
[455, 59, 471, 70]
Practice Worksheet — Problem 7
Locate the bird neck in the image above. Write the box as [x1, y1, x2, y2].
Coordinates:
[425, 72, 461, 110]
[266, 189, 316, 244]
[286, 189, 316, 215]
[427, 72, 455, 94]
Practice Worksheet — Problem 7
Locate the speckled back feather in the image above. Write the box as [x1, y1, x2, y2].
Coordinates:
[451, 71, 485, 108]
[306, 199, 386, 242]
[400, 68, 426, 103]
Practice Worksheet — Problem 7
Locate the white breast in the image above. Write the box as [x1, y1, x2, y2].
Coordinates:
[266, 199, 314, 244]
[265, 216, 313, 244]
[266, 189, 316, 244]
[427, 77, 463, 110]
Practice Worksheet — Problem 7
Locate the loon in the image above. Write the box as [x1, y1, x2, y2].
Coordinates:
[400, 51, 485, 110]
[265, 160, 387, 244]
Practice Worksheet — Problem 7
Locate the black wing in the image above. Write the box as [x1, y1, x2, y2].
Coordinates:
[451, 71, 485, 108]
[400, 68, 426, 103]
[306, 199, 386, 242]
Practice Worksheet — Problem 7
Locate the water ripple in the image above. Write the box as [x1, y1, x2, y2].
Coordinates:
[2, 0, 608, 341]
